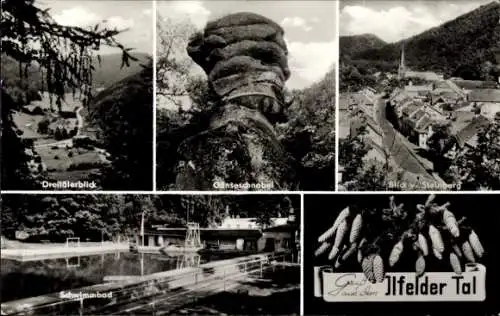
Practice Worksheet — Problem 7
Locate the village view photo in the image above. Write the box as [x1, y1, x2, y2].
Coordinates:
[1, 0, 154, 191]
[338, 0, 500, 191]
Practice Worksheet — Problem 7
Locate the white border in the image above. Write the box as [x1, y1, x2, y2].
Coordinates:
[152, 0, 157, 191]
[299, 192, 305, 316]
[334, 0, 340, 192]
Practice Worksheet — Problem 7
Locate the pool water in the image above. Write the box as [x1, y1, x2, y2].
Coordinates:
[0, 251, 241, 303]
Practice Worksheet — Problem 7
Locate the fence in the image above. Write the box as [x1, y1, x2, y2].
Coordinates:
[1, 252, 292, 316]
[65, 237, 81, 247]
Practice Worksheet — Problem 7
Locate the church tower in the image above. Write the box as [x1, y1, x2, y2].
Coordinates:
[398, 43, 406, 80]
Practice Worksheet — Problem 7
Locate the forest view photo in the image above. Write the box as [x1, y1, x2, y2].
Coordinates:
[1, 0, 154, 191]
[155, 0, 337, 191]
[338, 0, 500, 191]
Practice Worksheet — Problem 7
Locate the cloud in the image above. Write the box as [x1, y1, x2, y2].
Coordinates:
[281, 16, 313, 32]
[53, 6, 101, 27]
[286, 39, 337, 89]
[105, 16, 135, 30]
[53, 6, 134, 30]
[142, 8, 152, 16]
[157, 1, 211, 29]
[340, 2, 482, 43]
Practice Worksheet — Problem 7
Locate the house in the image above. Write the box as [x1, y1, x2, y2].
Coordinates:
[480, 103, 500, 120]
[348, 109, 384, 158]
[404, 84, 433, 98]
[450, 78, 499, 91]
[404, 71, 443, 82]
[389, 90, 412, 107]
[415, 116, 434, 149]
[260, 223, 297, 252]
[452, 114, 491, 148]
[218, 217, 288, 230]
[441, 112, 492, 159]
[429, 80, 468, 104]
[467, 89, 500, 103]
[142, 215, 296, 253]
[393, 99, 448, 149]
[337, 165, 345, 183]
[431, 90, 464, 105]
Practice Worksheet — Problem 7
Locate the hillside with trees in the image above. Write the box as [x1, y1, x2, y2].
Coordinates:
[1, 53, 149, 88]
[278, 67, 336, 190]
[86, 61, 153, 190]
[351, 1, 500, 80]
[339, 34, 386, 58]
[0, 194, 300, 242]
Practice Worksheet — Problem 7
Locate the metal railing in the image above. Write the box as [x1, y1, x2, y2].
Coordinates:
[109, 252, 291, 315]
[1, 252, 292, 316]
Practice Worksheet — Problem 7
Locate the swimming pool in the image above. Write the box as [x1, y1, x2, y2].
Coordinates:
[1, 251, 242, 302]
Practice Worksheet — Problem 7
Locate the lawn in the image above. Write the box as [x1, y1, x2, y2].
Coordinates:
[47, 168, 101, 183]
[29, 92, 83, 112]
[12, 112, 47, 140]
[37, 147, 104, 173]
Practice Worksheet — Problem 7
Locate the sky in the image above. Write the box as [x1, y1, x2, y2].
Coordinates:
[157, 0, 337, 90]
[340, 0, 495, 43]
[37, 0, 153, 55]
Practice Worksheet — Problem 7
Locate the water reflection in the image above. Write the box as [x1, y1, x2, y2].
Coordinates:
[1, 251, 242, 302]
[65, 256, 80, 268]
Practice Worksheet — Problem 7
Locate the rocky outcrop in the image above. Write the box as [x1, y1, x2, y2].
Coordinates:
[174, 12, 298, 190]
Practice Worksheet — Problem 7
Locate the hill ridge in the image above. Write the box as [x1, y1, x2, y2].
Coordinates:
[347, 1, 500, 78]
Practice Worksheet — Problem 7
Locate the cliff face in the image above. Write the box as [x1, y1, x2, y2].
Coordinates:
[173, 12, 298, 190]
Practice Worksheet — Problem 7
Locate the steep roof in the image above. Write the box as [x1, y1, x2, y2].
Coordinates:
[453, 115, 491, 148]
[468, 89, 500, 102]
[405, 71, 442, 81]
[412, 109, 426, 122]
[401, 102, 421, 116]
[404, 85, 433, 92]
[451, 79, 499, 90]
[416, 115, 433, 132]
[433, 90, 463, 101]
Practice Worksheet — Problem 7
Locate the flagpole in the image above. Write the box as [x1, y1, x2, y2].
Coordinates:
[141, 211, 145, 247]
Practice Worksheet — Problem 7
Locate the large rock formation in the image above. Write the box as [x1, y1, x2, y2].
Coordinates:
[174, 12, 297, 190]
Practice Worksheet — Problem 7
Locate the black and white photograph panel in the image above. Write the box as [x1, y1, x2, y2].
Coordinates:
[1, 0, 153, 191]
[303, 193, 500, 316]
[338, 0, 500, 191]
[156, 0, 336, 191]
[0, 193, 300, 316]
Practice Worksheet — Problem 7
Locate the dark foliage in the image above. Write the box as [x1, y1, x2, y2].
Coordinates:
[339, 34, 386, 58]
[1, 194, 300, 242]
[0, 88, 40, 189]
[278, 68, 336, 190]
[351, 2, 500, 79]
[156, 78, 216, 190]
[87, 61, 153, 190]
